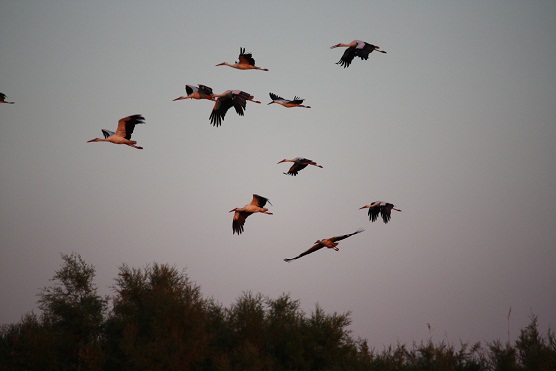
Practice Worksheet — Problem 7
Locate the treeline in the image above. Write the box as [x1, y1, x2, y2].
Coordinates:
[1, 254, 555, 370]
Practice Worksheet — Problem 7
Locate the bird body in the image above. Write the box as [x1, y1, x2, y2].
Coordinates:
[209, 90, 261, 127]
[0, 93, 14, 104]
[87, 114, 145, 150]
[268, 93, 310, 108]
[216, 47, 268, 71]
[284, 229, 364, 262]
[359, 201, 401, 223]
[330, 40, 386, 68]
[277, 157, 323, 176]
[230, 194, 273, 234]
[173, 84, 214, 101]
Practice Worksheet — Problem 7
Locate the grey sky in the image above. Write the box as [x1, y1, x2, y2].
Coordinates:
[1, 1, 555, 348]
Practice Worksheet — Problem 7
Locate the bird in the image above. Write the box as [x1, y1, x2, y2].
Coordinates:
[284, 229, 365, 262]
[229, 194, 273, 235]
[173, 84, 215, 101]
[0, 93, 14, 104]
[277, 157, 323, 176]
[87, 114, 145, 150]
[359, 201, 401, 223]
[209, 90, 261, 127]
[268, 93, 311, 108]
[216, 47, 269, 71]
[330, 40, 386, 68]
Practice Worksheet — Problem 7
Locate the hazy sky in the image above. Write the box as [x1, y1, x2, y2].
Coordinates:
[1, 1, 555, 348]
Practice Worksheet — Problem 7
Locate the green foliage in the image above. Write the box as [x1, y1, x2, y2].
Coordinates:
[2, 254, 556, 370]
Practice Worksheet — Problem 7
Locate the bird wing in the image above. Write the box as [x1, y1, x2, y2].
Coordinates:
[209, 96, 234, 127]
[231, 91, 249, 116]
[381, 203, 394, 223]
[284, 242, 325, 262]
[291, 96, 304, 104]
[232, 210, 249, 235]
[285, 162, 308, 176]
[367, 204, 381, 222]
[101, 129, 115, 139]
[337, 47, 356, 68]
[115, 114, 145, 139]
[329, 229, 365, 242]
[198, 84, 213, 96]
[0, 93, 6, 101]
[269, 92, 284, 101]
[238, 47, 255, 66]
[354, 43, 375, 60]
[251, 194, 271, 208]
[185, 84, 196, 95]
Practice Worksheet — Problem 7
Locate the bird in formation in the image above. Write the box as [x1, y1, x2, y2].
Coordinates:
[330, 40, 386, 68]
[268, 93, 311, 108]
[87, 114, 145, 150]
[230, 194, 273, 235]
[277, 157, 323, 176]
[173, 84, 215, 101]
[0, 92, 14, 104]
[216, 47, 269, 71]
[359, 201, 401, 223]
[209, 90, 261, 127]
[284, 229, 365, 262]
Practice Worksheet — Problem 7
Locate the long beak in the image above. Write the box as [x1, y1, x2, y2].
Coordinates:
[330, 44, 340, 49]
[216, 62, 225, 66]
[229, 209, 236, 213]
[359, 205, 368, 209]
[267, 102, 273, 105]
[277, 159, 285, 164]
[87, 138, 97, 143]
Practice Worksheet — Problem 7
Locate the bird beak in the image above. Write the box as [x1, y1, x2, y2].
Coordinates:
[277, 159, 285, 164]
[87, 138, 97, 143]
[330, 44, 340, 49]
[359, 205, 367, 209]
[172, 97, 184, 101]
[216, 62, 225, 66]
[229, 209, 236, 213]
[267, 102, 273, 105]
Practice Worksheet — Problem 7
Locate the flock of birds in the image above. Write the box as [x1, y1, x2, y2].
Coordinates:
[2, 40, 401, 263]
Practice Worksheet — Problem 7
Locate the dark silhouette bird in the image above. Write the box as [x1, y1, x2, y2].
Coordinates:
[284, 229, 364, 262]
[330, 40, 386, 68]
[268, 93, 310, 108]
[173, 84, 214, 101]
[277, 157, 323, 176]
[359, 201, 401, 223]
[209, 90, 261, 127]
[87, 114, 145, 150]
[0, 92, 14, 104]
[230, 194, 273, 235]
[216, 47, 269, 71]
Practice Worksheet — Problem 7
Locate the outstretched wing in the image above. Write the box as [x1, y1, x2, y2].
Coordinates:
[285, 162, 308, 176]
[116, 114, 145, 139]
[232, 210, 249, 235]
[284, 242, 324, 262]
[238, 47, 256, 66]
[367, 203, 381, 222]
[198, 84, 213, 96]
[381, 203, 394, 223]
[232, 91, 250, 115]
[185, 84, 196, 95]
[337, 47, 356, 68]
[251, 194, 271, 208]
[269, 92, 284, 101]
[354, 43, 376, 60]
[209, 97, 234, 127]
[329, 229, 365, 242]
[101, 129, 115, 139]
[291, 96, 305, 104]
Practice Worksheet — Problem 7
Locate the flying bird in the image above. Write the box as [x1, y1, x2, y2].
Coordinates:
[0, 93, 14, 104]
[268, 93, 311, 108]
[277, 157, 323, 176]
[209, 90, 261, 127]
[284, 229, 365, 262]
[173, 84, 214, 101]
[230, 194, 273, 235]
[216, 47, 269, 71]
[87, 114, 145, 150]
[330, 40, 386, 68]
[359, 201, 401, 223]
